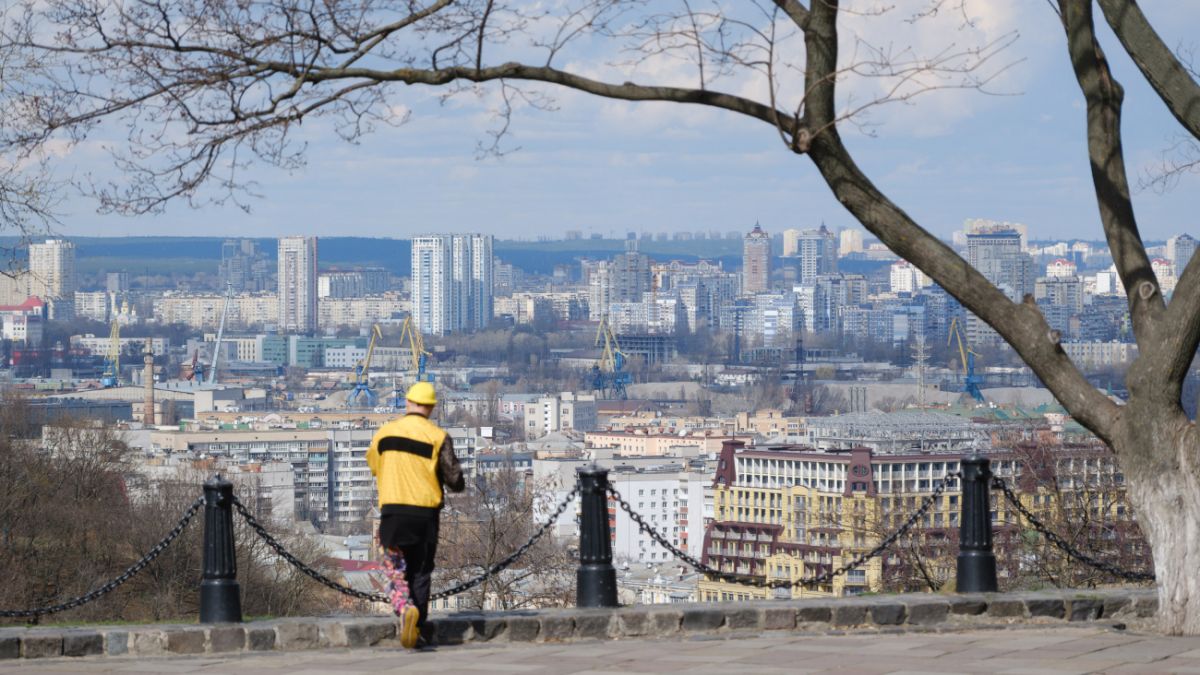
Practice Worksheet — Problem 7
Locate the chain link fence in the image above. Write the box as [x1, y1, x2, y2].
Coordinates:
[991, 477, 1155, 582]
[0, 495, 205, 621]
[608, 472, 960, 590]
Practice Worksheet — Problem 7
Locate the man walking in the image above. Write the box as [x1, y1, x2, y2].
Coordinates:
[367, 381, 465, 649]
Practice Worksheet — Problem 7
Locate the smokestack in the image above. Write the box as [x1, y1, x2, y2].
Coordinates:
[143, 344, 155, 426]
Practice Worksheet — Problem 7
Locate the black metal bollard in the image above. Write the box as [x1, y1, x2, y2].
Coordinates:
[576, 466, 618, 608]
[200, 475, 243, 623]
[956, 455, 998, 592]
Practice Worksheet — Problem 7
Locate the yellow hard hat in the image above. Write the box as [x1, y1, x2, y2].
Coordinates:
[406, 382, 437, 406]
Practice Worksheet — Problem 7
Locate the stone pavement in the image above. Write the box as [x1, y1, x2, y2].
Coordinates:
[4, 626, 1200, 674]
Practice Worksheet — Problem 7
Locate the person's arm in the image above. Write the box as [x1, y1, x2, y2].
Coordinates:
[438, 436, 466, 493]
[366, 429, 382, 477]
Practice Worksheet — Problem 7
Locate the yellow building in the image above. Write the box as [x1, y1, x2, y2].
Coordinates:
[698, 440, 1135, 602]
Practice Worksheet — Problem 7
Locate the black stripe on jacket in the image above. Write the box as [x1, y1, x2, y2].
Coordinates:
[377, 436, 435, 459]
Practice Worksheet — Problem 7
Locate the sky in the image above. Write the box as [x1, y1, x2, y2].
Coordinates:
[40, 0, 1200, 242]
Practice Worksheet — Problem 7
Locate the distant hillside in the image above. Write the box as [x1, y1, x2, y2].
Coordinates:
[0, 236, 741, 276]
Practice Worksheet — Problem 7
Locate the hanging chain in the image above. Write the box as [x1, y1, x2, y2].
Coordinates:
[608, 472, 959, 590]
[232, 495, 390, 602]
[432, 485, 579, 601]
[991, 477, 1154, 582]
[0, 495, 206, 620]
[233, 487, 580, 604]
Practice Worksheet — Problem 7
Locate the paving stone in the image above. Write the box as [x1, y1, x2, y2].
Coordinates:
[20, 634, 62, 659]
[681, 607, 725, 632]
[724, 608, 762, 631]
[470, 615, 508, 641]
[1135, 595, 1159, 618]
[316, 620, 350, 648]
[987, 597, 1026, 618]
[506, 616, 540, 642]
[275, 621, 320, 650]
[1068, 597, 1104, 622]
[575, 614, 615, 640]
[62, 631, 103, 657]
[433, 617, 473, 646]
[617, 610, 650, 637]
[246, 626, 276, 651]
[763, 607, 796, 631]
[166, 628, 206, 654]
[833, 604, 868, 627]
[539, 615, 575, 642]
[948, 597, 988, 615]
[104, 631, 128, 657]
[648, 610, 683, 636]
[870, 603, 906, 626]
[905, 600, 950, 625]
[1027, 598, 1066, 619]
[130, 629, 167, 656]
[797, 605, 833, 624]
[209, 626, 246, 652]
[1104, 595, 1134, 618]
[0, 636, 18, 660]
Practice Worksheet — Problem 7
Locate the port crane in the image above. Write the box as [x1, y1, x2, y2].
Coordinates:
[347, 324, 383, 408]
[592, 317, 631, 400]
[100, 319, 121, 387]
[389, 317, 434, 408]
[948, 317, 986, 403]
[184, 350, 204, 381]
[207, 283, 233, 385]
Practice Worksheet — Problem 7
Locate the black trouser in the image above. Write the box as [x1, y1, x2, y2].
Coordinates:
[379, 508, 439, 628]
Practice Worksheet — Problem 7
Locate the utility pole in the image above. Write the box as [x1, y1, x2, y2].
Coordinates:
[912, 335, 929, 410]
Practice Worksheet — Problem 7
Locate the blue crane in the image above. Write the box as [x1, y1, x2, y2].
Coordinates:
[346, 324, 382, 408]
[948, 317, 986, 403]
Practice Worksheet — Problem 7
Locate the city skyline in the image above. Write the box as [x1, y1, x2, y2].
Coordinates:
[27, 2, 1200, 243]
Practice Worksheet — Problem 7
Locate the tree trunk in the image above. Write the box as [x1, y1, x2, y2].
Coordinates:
[1115, 410, 1200, 635]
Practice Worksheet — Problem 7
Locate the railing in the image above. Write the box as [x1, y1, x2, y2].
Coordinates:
[0, 455, 1154, 623]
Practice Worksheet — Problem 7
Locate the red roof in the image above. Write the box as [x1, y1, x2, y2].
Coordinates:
[0, 296, 44, 312]
[335, 559, 382, 572]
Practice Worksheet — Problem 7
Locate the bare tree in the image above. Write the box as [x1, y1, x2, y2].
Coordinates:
[439, 468, 574, 610]
[2, 0, 1200, 631]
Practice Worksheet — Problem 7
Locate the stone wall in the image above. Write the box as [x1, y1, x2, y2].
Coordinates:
[0, 588, 1157, 660]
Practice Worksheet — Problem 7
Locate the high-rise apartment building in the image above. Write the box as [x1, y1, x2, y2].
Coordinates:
[106, 271, 130, 295]
[28, 239, 76, 299]
[795, 225, 838, 284]
[1167, 234, 1197, 272]
[966, 228, 1033, 301]
[587, 241, 651, 321]
[742, 224, 771, 294]
[277, 236, 318, 334]
[966, 227, 1033, 345]
[782, 229, 802, 257]
[411, 233, 494, 335]
[889, 261, 928, 294]
[221, 239, 270, 292]
[839, 228, 864, 255]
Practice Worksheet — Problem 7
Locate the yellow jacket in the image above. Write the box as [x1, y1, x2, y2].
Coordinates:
[366, 413, 447, 509]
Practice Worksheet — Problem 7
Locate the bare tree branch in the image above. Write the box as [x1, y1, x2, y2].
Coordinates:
[1096, 0, 1200, 142]
[800, 0, 1120, 442]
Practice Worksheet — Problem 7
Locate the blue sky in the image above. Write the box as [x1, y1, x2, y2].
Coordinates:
[52, 1, 1199, 243]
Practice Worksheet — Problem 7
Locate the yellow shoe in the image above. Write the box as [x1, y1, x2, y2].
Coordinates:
[400, 605, 420, 649]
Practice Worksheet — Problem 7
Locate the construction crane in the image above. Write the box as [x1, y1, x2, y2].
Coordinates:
[347, 324, 383, 408]
[100, 319, 120, 388]
[207, 283, 233, 385]
[592, 317, 631, 400]
[383, 318, 435, 409]
[948, 317, 985, 403]
[398, 317, 434, 383]
[184, 350, 203, 381]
